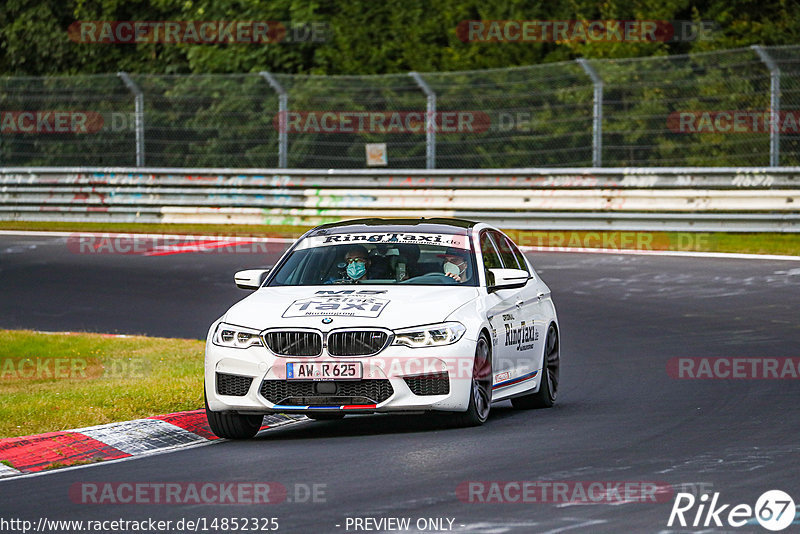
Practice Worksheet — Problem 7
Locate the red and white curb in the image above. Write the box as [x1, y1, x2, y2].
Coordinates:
[0, 462, 19, 478]
[0, 410, 305, 480]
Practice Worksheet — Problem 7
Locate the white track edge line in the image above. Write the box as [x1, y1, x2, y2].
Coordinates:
[516, 245, 800, 261]
[0, 230, 295, 242]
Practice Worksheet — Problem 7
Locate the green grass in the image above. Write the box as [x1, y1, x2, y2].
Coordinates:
[41, 458, 105, 470]
[0, 330, 204, 438]
[504, 230, 800, 256]
[1, 221, 798, 256]
[708, 233, 800, 256]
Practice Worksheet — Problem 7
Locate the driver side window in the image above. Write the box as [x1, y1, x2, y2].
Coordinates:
[490, 231, 519, 270]
[479, 232, 503, 286]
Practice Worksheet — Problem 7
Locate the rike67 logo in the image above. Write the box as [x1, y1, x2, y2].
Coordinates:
[668, 490, 796, 531]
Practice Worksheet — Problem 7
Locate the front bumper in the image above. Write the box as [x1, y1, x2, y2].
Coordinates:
[204, 328, 478, 415]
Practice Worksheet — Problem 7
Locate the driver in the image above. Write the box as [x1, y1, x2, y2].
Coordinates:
[344, 245, 371, 281]
[439, 248, 470, 283]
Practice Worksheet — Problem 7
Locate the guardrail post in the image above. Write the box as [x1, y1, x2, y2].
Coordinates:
[259, 72, 288, 169]
[409, 72, 436, 169]
[117, 72, 145, 167]
[576, 59, 603, 167]
[752, 46, 781, 167]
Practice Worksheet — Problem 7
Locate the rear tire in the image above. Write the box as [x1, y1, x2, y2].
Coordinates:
[511, 324, 559, 409]
[205, 392, 263, 439]
[451, 333, 492, 427]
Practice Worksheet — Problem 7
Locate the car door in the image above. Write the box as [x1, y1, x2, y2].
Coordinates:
[489, 231, 547, 384]
[481, 231, 524, 383]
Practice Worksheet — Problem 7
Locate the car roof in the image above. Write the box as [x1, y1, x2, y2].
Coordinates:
[308, 218, 479, 236]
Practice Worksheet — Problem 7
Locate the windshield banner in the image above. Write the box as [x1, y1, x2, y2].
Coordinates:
[296, 232, 470, 250]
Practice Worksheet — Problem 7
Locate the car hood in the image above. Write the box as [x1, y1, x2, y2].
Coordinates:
[223, 285, 480, 330]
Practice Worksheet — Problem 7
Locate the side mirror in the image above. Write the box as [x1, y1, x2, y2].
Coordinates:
[234, 268, 271, 290]
[488, 268, 530, 290]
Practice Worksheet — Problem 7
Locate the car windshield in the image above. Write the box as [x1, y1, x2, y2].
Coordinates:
[268, 231, 478, 286]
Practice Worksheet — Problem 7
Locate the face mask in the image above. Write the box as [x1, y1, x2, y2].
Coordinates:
[347, 260, 366, 280]
[443, 261, 463, 277]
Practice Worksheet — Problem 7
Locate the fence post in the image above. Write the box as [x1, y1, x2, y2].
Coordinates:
[409, 72, 436, 169]
[576, 59, 603, 167]
[117, 72, 145, 167]
[259, 72, 288, 169]
[751, 45, 781, 167]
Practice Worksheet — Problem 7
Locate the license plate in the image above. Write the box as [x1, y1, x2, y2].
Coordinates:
[286, 362, 362, 381]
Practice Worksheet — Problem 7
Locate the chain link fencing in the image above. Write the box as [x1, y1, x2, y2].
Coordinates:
[1, 45, 799, 169]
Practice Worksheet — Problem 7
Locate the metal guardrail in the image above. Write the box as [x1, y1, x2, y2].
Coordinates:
[1, 167, 799, 232]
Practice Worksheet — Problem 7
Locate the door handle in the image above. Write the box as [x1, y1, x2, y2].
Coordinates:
[536, 291, 546, 300]
[515, 300, 524, 308]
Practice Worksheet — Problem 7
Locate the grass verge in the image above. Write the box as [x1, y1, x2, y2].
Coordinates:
[0, 330, 204, 438]
[503, 230, 800, 256]
[1, 221, 798, 256]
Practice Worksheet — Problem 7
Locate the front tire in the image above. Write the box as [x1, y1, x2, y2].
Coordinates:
[205, 393, 263, 439]
[511, 324, 559, 409]
[451, 333, 493, 427]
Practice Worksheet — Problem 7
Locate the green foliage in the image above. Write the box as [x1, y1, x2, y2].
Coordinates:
[2, 0, 800, 76]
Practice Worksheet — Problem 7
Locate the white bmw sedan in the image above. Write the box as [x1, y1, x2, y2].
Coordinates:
[204, 218, 560, 438]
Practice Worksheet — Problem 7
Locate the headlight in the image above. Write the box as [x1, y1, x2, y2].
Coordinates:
[392, 322, 466, 348]
[213, 323, 263, 349]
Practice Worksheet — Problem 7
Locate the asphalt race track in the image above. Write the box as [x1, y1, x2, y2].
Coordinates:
[1, 233, 799, 533]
